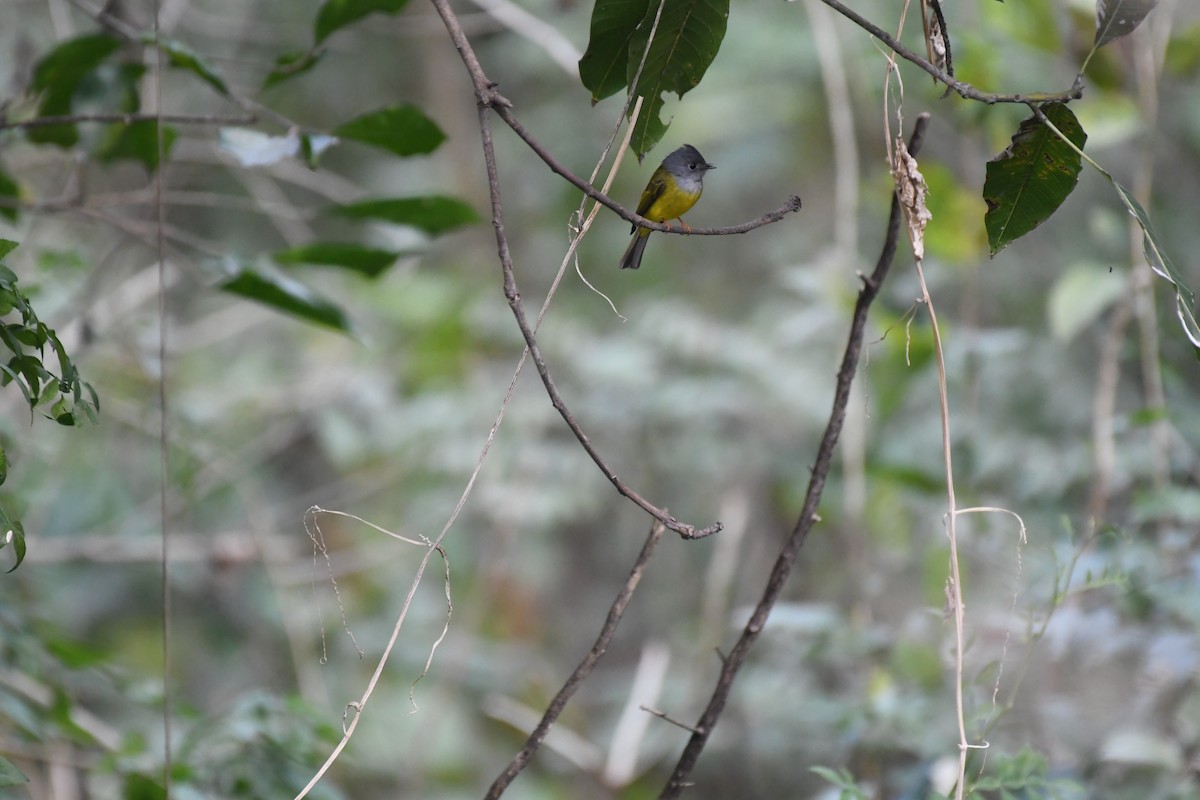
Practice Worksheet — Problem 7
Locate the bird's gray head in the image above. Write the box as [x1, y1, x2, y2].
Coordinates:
[662, 144, 715, 190]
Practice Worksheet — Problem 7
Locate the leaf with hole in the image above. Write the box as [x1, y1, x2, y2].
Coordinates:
[624, 0, 729, 155]
[983, 103, 1086, 255]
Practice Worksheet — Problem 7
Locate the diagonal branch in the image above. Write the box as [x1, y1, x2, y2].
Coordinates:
[484, 520, 666, 798]
[818, 0, 1083, 105]
[657, 113, 932, 799]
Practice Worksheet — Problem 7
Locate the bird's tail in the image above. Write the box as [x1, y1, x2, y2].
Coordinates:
[619, 232, 649, 270]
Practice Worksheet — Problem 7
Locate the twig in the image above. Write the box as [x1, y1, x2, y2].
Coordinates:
[817, 0, 1083, 105]
[494, 104, 803, 235]
[484, 521, 666, 798]
[913, 258, 969, 799]
[657, 113, 932, 799]
[429, 0, 724, 540]
[1, 112, 256, 130]
[640, 706, 701, 734]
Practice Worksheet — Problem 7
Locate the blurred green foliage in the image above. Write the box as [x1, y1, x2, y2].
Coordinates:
[1, 0, 1199, 797]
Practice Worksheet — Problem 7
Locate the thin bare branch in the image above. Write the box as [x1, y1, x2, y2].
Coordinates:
[1, 112, 255, 130]
[494, 104, 803, 235]
[657, 113, 932, 799]
[817, 0, 1083, 105]
[485, 521, 666, 798]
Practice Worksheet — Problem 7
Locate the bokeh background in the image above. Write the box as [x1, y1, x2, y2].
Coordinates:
[3, 0, 1200, 797]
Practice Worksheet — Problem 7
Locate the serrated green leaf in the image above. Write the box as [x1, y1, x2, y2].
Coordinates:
[579, 0, 652, 102]
[97, 120, 176, 172]
[626, 0, 729, 155]
[984, 102, 1087, 255]
[28, 33, 123, 146]
[335, 196, 479, 235]
[333, 105, 446, 157]
[141, 34, 230, 96]
[0, 240, 17, 261]
[1095, 0, 1159, 49]
[262, 49, 326, 90]
[273, 242, 404, 278]
[218, 265, 355, 333]
[315, 0, 412, 44]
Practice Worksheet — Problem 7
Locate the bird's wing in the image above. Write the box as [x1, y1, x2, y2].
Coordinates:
[636, 170, 669, 218]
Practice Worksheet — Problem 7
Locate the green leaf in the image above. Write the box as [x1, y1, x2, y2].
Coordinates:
[2, 516, 26, 574]
[1095, 0, 1159, 49]
[0, 444, 6, 486]
[28, 33, 123, 146]
[983, 102, 1087, 255]
[0, 240, 17, 261]
[625, 0, 730, 155]
[1111, 182, 1200, 348]
[0, 167, 19, 223]
[315, 0, 413, 44]
[141, 34, 230, 96]
[123, 772, 167, 800]
[335, 196, 479, 235]
[579, 0, 652, 102]
[31, 33, 123, 92]
[262, 49, 326, 90]
[218, 263, 355, 333]
[97, 120, 176, 172]
[0, 755, 28, 786]
[333, 105, 446, 157]
[273, 242, 405, 278]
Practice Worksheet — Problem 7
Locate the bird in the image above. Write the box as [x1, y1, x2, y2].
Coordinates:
[619, 144, 715, 270]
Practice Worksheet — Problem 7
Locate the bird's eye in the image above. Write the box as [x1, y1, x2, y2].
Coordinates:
[688, 162, 697, 169]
